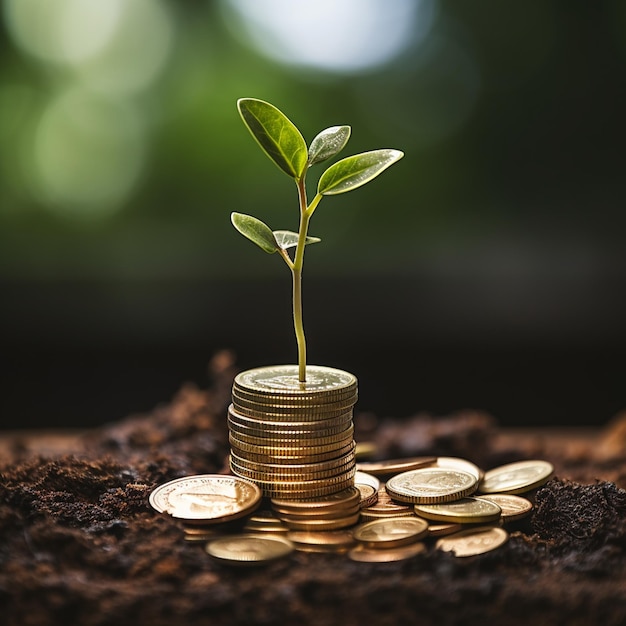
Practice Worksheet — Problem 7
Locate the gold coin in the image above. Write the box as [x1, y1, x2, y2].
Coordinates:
[230, 441, 355, 465]
[228, 415, 354, 431]
[282, 511, 361, 531]
[348, 542, 426, 562]
[229, 433, 354, 456]
[353, 517, 429, 548]
[276, 502, 361, 521]
[228, 425, 354, 447]
[271, 486, 361, 512]
[359, 511, 417, 523]
[287, 529, 356, 552]
[229, 458, 355, 482]
[356, 456, 437, 477]
[227, 415, 353, 438]
[205, 533, 294, 564]
[232, 398, 357, 418]
[149, 474, 262, 524]
[427, 522, 464, 537]
[259, 481, 355, 500]
[243, 516, 290, 533]
[234, 365, 357, 397]
[228, 404, 353, 426]
[386, 468, 478, 504]
[231, 443, 355, 464]
[230, 449, 354, 474]
[477, 493, 533, 523]
[414, 497, 502, 524]
[356, 484, 378, 508]
[435, 525, 508, 557]
[245, 509, 281, 524]
[478, 460, 554, 495]
[433, 457, 483, 481]
[363, 499, 413, 515]
[232, 386, 357, 405]
[183, 526, 222, 537]
[355, 470, 380, 493]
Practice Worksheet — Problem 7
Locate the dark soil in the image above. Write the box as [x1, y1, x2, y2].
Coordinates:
[1, 352, 625, 626]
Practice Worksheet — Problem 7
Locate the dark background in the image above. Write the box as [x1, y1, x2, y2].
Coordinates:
[1, 1, 625, 430]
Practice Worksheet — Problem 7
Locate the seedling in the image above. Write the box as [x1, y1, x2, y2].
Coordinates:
[232, 98, 403, 382]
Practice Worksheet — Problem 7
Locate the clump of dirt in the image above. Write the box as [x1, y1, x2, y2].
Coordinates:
[1, 352, 625, 626]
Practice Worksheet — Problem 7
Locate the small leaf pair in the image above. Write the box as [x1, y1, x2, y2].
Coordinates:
[231, 213, 320, 255]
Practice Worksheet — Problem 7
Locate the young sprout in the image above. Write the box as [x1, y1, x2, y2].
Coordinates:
[232, 98, 403, 382]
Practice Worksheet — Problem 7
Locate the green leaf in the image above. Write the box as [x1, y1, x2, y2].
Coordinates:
[273, 230, 321, 250]
[308, 126, 351, 166]
[231, 212, 279, 254]
[317, 149, 404, 196]
[237, 98, 308, 180]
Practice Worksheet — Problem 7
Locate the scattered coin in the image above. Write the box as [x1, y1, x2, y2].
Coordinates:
[360, 484, 414, 519]
[244, 509, 286, 526]
[433, 457, 483, 481]
[149, 474, 262, 524]
[356, 484, 378, 508]
[282, 512, 361, 531]
[478, 460, 554, 495]
[426, 522, 464, 537]
[355, 471, 380, 507]
[477, 493, 533, 523]
[386, 468, 478, 504]
[183, 525, 223, 542]
[414, 497, 502, 524]
[288, 530, 356, 553]
[348, 541, 426, 563]
[435, 525, 509, 557]
[353, 517, 429, 549]
[243, 521, 289, 534]
[355, 471, 380, 493]
[356, 456, 437, 477]
[206, 533, 294, 565]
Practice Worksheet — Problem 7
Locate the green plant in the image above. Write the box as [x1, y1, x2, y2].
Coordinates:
[232, 98, 403, 382]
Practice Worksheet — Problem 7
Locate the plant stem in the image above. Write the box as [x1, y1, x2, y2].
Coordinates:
[293, 178, 309, 382]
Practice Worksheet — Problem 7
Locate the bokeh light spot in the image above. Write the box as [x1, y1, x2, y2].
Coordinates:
[222, 0, 427, 74]
[32, 89, 144, 217]
[4, 0, 174, 96]
[4, 0, 123, 65]
[75, 0, 174, 97]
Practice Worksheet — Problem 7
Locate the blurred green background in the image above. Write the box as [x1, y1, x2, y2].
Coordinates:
[1, 0, 625, 429]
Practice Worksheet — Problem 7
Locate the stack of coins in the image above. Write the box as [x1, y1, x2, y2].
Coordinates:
[228, 365, 358, 499]
[271, 486, 361, 530]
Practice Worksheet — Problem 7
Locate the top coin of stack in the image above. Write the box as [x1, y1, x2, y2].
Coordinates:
[229, 365, 358, 499]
